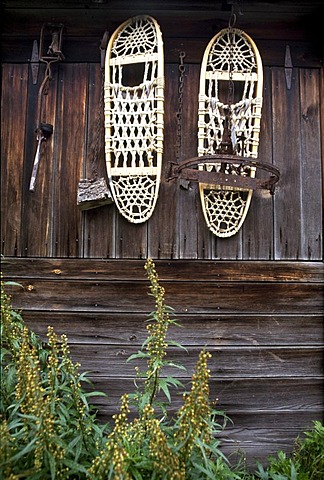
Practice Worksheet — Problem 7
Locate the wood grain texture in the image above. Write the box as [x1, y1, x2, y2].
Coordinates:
[148, 64, 178, 259]
[63, 345, 324, 378]
[85, 377, 324, 414]
[272, 68, 302, 259]
[82, 64, 116, 258]
[1, 0, 323, 468]
[21, 312, 324, 346]
[1, 14, 322, 260]
[8, 281, 323, 314]
[243, 67, 274, 260]
[1, 61, 322, 259]
[3, 258, 323, 281]
[52, 64, 87, 257]
[299, 68, 322, 259]
[2, 1, 323, 68]
[2, 35, 322, 68]
[22, 64, 59, 257]
[1, 64, 28, 257]
[2, 257, 323, 467]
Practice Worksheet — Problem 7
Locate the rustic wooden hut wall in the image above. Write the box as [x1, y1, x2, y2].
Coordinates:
[1, 0, 323, 467]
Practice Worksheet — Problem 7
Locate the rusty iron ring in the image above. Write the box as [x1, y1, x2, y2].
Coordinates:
[169, 154, 280, 194]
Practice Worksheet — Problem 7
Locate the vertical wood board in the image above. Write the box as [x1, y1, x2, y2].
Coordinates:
[299, 68, 322, 259]
[272, 68, 302, 259]
[21, 64, 59, 257]
[1, 64, 28, 257]
[52, 64, 87, 257]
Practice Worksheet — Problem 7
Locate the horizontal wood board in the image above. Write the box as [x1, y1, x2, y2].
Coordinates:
[2, 1, 323, 66]
[3, 258, 324, 467]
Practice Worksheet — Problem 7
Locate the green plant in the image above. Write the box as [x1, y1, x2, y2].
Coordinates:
[294, 420, 324, 479]
[1, 263, 323, 480]
[253, 421, 324, 480]
[0, 280, 108, 479]
[254, 452, 299, 480]
[88, 258, 239, 480]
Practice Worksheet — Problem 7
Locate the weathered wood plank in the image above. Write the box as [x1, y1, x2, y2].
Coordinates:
[115, 217, 148, 259]
[82, 63, 116, 258]
[272, 68, 302, 259]
[66, 344, 324, 378]
[1, 62, 322, 261]
[0, 64, 28, 257]
[6, 280, 323, 314]
[22, 312, 324, 346]
[21, 63, 59, 257]
[2, 35, 322, 68]
[2, 36, 322, 68]
[178, 63, 201, 259]
[52, 64, 87, 257]
[3, 0, 322, 15]
[3, 258, 323, 282]
[218, 424, 323, 468]
[299, 68, 322, 259]
[2, 2, 323, 58]
[84, 377, 324, 414]
[243, 67, 274, 259]
[148, 64, 178, 259]
[83, 376, 324, 466]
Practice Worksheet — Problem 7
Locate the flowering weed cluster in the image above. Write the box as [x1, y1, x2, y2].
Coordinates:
[88, 259, 235, 479]
[1, 263, 323, 480]
[0, 280, 108, 479]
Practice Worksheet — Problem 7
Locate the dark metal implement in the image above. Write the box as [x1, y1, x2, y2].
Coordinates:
[29, 23, 64, 192]
[29, 123, 53, 191]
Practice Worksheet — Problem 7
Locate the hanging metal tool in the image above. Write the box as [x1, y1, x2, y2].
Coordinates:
[29, 123, 53, 191]
[29, 23, 64, 192]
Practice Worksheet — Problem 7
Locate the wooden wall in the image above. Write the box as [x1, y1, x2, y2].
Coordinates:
[1, 1, 323, 260]
[1, 0, 324, 469]
[3, 258, 324, 467]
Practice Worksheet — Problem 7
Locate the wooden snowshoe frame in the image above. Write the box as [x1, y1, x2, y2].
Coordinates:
[105, 15, 164, 223]
[198, 27, 264, 237]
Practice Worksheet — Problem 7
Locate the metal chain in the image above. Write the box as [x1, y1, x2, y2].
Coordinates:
[92, 67, 104, 178]
[176, 50, 186, 162]
[221, 8, 236, 156]
[227, 8, 236, 107]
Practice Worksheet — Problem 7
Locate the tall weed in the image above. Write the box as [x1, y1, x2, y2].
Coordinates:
[1, 263, 323, 479]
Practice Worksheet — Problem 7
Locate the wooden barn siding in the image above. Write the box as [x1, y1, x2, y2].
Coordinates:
[1, 0, 323, 468]
[3, 258, 324, 465]
[1, 62, 323, 260]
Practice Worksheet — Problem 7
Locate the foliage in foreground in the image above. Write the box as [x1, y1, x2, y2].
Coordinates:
[1, 262, 323, 479]
[0, 279, 109, 479]
[88, 259, 238, 480]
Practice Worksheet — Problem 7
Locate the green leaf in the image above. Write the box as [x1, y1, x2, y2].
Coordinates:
[85, 391, 107, 398]
[192, 461, 215, 479]
[4, 418, 25, 431]
[128, 467, 144, 480]
[127, 351, 149, 362]
[3, 281, 24, 289]
[159, 379, 171, 403]
[68, 435, 82, 451]
[63, 457, 89, 474]
[163, 361, 186, 371]
[46, 450, 56, 480]
[75, 436, 83, 462]
[7, 437, 37, 462]
[167, 340, 188, 351]
[165, 376, 184, 388]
